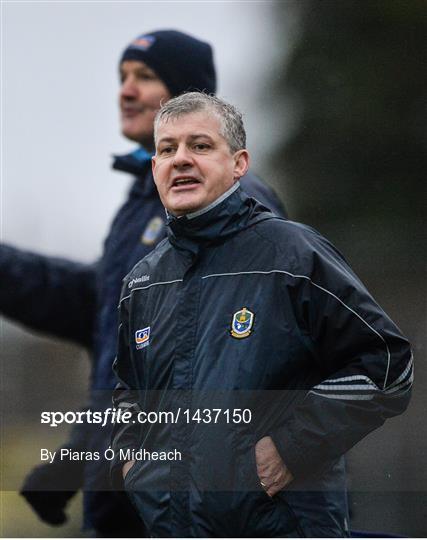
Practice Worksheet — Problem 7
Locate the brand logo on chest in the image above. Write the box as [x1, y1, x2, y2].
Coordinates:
[135, 327, 150, 349]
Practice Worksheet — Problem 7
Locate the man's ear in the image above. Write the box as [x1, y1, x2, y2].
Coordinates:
[233, 149, 250, 180]
[151, 156, 157, 184]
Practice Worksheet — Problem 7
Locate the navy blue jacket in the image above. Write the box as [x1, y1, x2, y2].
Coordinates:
[0, 149, 287, 531]
[111, 184, 412, 537]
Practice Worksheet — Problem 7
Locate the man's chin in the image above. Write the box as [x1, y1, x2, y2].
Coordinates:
[168, 203, 202, 218]
[121, 125, 154, 148]
[169, 206, 198, 217]
[166, 194, 205, 217]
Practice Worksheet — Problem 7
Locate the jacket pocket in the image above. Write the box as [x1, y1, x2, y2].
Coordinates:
[273, 493, 306, 538]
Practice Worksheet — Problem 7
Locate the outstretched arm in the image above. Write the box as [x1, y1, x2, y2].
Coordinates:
[0, 244, 96, 347]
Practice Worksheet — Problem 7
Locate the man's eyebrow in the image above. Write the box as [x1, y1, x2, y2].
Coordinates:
[188, 133, 215, 141]
[157, 137, 176, 144]
[136, 66, 155, 75]
[157, 133, 214, 144]
[119, 66, 155, 76]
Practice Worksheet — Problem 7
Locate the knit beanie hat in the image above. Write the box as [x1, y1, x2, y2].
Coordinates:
[120, 30, 216, 97]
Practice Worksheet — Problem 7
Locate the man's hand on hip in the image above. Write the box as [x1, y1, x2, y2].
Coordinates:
[255, 436, 293, 497]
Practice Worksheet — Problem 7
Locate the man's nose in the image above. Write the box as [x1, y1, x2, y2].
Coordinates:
[120, 76, 138, 99]
[173, 145, 193, 168]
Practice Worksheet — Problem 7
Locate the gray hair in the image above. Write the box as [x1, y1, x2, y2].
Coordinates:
[154, 92, 246, 153]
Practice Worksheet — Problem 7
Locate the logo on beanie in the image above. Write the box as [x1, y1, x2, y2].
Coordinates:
[131, 35, 156, 51]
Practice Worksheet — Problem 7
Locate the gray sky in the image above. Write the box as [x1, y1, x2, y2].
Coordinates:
[2, 1, 289, 261]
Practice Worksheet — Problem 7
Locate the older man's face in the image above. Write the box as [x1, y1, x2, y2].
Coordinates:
[119, 60, 171, 148]
[152, 111, 249, 216]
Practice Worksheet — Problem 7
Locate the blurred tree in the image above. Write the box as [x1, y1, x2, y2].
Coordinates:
[268, 1, 427, 536]
[270, 0, 426, 273]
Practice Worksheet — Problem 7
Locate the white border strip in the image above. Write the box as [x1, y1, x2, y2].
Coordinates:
[310, 391, 376, 401]
[315, 383, 378, 391]
[387, 355, 413, 389]
[120, 279, 183, 305]
[186, 182, 240, 219]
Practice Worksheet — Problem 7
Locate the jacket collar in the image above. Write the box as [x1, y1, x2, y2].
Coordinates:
[112, 146, 152, 175]
[166, 182, 273, 254]
[112, 147, 156, 197]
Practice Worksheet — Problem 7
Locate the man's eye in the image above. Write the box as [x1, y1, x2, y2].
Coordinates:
[194, 143, 210, 151]
[137, 72, 156, 81]
[160, 147, 174, 155]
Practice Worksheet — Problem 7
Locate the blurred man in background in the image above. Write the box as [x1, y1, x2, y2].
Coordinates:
[0, 30, 286, 535]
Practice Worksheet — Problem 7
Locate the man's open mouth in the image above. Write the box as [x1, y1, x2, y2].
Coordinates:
[172, 178, 201, 187]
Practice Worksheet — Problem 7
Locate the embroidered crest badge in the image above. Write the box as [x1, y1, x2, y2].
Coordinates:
[230, 307, 254, 339]
[141, 216, 164, 245]
[135, 327, 150, 349]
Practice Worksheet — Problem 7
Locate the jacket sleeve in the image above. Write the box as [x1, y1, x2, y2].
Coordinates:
[270, 225, 413, 479]
[0, 243, 96, 348]
[110, 289, 141, 489]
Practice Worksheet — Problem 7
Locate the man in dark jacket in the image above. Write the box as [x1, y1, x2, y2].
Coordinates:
[111, 92, 412, 537]
[0, 31, 286, 535]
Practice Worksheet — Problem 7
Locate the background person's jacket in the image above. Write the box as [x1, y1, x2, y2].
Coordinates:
[111, 183, 412, 537]
[0, 149, 286, 532]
